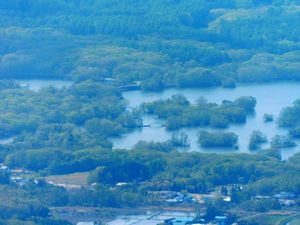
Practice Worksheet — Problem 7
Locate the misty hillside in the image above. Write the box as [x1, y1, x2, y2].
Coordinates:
[0, 0, 299, 89]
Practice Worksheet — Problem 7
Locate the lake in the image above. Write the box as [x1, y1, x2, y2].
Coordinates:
[112, 83, 300, 159]
[17, 79, 73, 91]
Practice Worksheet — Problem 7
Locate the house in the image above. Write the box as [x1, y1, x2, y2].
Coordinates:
[53, 183, 82, 190]
[164, 215, 218, 225]
[164, 217, 194, 225]
[102, 77, 120, 86]
[215, 216, 227, 225]
[150, 191, 178, 200]
[0, 164, 10, 174]
[119, 81, 142, 91]
[33, 179, 46, 186]
[223, 196, 231, 202]
[11, 168, 28, 175]
[273, 192, 296, 200]
[150, 191, 196, 204]
[164, 218, 176, 224]
[166, 193, 196, 204]
[10, 176, 32, 186]
[116, 182, 128, 187]
[10, 176, 24, 183]
[254, 195, 271, 200]
[279, 199, 296, 206]
[186, 217, 208, 224]
[19, 83, 29, 89]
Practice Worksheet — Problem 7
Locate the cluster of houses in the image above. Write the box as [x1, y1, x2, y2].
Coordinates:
[150, 191, 198, 204]
[0, 163, 38, 186]
[149, 189, 233, 206]
[162, 215, 229, 225]
[155, 187, 298, 225]
[149, 191, 233, 224]
[254, 191, 296, 206]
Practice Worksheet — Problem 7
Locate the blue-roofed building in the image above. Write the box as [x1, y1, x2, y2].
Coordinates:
[164, 217, 194, 225]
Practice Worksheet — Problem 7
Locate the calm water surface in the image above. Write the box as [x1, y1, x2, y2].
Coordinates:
[113, 83, 300, 159]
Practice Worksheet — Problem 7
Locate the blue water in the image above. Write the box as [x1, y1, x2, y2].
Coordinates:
[113, 83, 300, 159]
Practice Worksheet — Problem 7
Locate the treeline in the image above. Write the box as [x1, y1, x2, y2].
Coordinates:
[279, 100, 300, 138]
[2, 140, 295, 195]
[142, 95, 256, 129]
[7, 143, 300, 208]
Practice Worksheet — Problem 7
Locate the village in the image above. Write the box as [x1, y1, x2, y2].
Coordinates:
[1, 162, 300, 225]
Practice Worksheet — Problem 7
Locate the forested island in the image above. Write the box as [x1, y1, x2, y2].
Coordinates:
[0, 0, 300, 225]
[142, 95, 256, 130]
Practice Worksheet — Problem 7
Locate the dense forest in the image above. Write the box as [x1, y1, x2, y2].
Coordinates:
[142, 95, 256, 129]
[0, 0, 300, 224]
[0, 0, 300, 90]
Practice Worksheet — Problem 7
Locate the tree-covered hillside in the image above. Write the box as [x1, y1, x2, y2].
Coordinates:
[0, 0, 299, 89]
[1, 1, 300, 224]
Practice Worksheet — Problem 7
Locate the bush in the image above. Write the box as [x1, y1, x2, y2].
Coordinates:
[198, 131, 238, 148]
[248, 130, 268, 150]
[270, 135, 296, 149]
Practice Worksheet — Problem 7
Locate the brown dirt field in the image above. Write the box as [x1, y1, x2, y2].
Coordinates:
[45, 172, 89, 186]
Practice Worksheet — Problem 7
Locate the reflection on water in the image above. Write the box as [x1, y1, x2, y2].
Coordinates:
[77, 211, 195, 225]
[17, 79, 73, 91]
[113, 83, 300, 159]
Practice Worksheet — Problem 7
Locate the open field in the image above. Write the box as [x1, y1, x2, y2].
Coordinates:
[45, 172, 89, 187]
